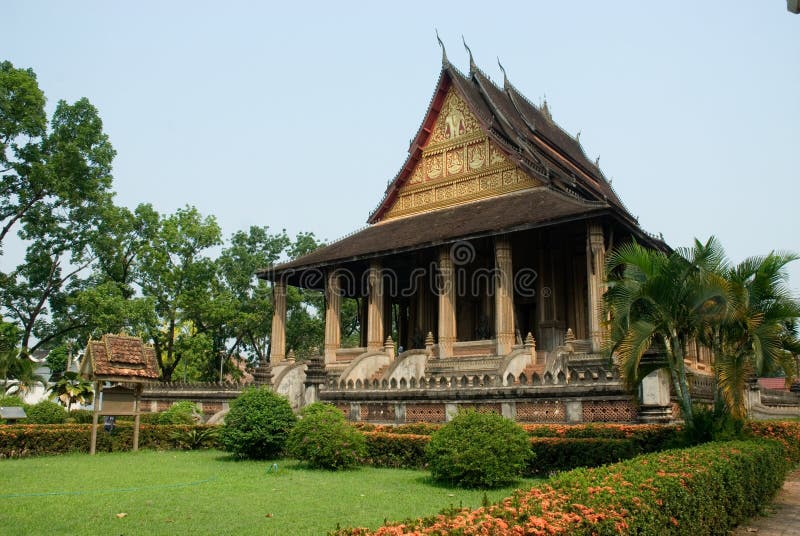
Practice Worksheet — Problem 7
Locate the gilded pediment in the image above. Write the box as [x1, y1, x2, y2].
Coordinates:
[380, 88, 541, 221]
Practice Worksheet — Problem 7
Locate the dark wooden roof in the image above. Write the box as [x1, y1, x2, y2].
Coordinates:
[80, 334, 160, 382]
[368, 59, 630, 224]
[261, 187, 661, 280]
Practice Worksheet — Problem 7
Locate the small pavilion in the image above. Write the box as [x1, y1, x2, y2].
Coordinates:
[80, 333, 160, 453]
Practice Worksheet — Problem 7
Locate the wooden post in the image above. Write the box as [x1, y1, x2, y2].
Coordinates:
[90, 381, 102, 455]
[586, 222, 606, 353]
[132, 385, 141, 452]
[366, 260, 384, 351]
[437, 246, 457, 358]
[324, 270, 342, 364]
[494, 236, 515, 355]
[270, 279, 287, 362]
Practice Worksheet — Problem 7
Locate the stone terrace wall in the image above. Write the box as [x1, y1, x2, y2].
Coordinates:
[141, 381, 244, 418]
[320, 365, 639, 425]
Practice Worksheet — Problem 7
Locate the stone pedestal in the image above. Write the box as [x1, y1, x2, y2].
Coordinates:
[638, 368, 673, 423]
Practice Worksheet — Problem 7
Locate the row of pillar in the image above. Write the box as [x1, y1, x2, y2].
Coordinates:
[270, 223, 607, 364]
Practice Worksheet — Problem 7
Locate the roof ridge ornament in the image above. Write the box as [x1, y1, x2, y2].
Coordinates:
[541, 95, 552, 121]
[436, 29, 448, 65]
[462, 35, 476, 74]
[497, 57, 509, 90]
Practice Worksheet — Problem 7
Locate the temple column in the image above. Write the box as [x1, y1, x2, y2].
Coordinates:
[415, 288, 433, 344]
[270, 279, 287, 363]
[366, 260, 384, 351]
[494, 236, 515, 355]
[586, 222, 606, 353]
[437, 246, 457, 358]
[324, 270, 341, 365]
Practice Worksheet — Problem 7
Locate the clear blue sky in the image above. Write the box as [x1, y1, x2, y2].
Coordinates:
[5, 1, 799, 294]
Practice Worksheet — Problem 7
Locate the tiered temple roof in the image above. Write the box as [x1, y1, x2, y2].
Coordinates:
[261, 50, 664, 284]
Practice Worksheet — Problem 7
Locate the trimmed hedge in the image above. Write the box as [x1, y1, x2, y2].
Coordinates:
[358, 432, 645, 475]
[529, 437, 639, 475]
[745, 420, 800, 463]
[335, 440, 789, 535]
[362, 432, 430, 469]
[0, 424, 220, 458]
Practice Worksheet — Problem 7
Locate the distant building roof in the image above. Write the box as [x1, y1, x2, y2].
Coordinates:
[758, 377, 790, 391]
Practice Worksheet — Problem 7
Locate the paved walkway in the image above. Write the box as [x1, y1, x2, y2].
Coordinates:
[733, 469, 800, 535]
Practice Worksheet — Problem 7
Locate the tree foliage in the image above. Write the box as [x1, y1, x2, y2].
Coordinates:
[48, 371, 93, 411]
[1, 61, 116, 357]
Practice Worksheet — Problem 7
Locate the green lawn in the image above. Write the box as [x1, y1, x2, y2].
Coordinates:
[0, 450, 541, 535]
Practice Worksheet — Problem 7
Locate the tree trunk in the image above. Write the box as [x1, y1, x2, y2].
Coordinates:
[673, 336, 694, 426]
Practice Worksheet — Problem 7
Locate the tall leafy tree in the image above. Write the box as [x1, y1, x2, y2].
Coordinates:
[135, 206, 222, 381]
[216, 226, 289, 367]
[51, 203, 159, 350]
[604, 238, 729, 427]
[0, 60, 46, 248]
[0, 61, 116, 357]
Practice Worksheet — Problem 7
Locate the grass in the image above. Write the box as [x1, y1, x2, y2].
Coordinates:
[0, 450, 541, 535]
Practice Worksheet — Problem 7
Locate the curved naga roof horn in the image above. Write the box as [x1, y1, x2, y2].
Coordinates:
[435, 29, 448, 64]
[462, 35, 477, 74]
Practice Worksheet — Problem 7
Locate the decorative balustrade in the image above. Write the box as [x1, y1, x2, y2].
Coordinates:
[761, 389, 800, 407]
[687, 373, 715, 401]
[327, 365, 620, 392]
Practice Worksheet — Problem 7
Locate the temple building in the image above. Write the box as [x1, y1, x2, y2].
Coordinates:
[257, 48, 702, 424]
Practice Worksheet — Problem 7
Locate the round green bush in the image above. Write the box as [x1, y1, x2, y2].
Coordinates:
[158, 401, 199, 425]
[287, 402, 365, 470]
[23, 400, 67, 424]
[0, 394, 25, 407]
[426, 410, 532, 488]
[220, 387, 296, 459]
[68, 409, 94, 423]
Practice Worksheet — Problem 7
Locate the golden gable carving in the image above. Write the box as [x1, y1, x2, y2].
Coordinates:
[379, 88, 539, 221]
[430, 90, 480, 144]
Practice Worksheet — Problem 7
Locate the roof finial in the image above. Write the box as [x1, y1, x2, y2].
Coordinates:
[541, 95, 552, 120]
[436, 29, 448, 64]
[497, 57, 509, 89]
[462, 35, 476, 74]
[595, 155, 601, 167]
[576, 130, 581, 142]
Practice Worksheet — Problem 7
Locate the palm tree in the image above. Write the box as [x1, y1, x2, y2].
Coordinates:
[48, 371, 94, 411]
[1, 349, 46, 396]
[604, 238, 729, 428]
[705, 252, 800, 418]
